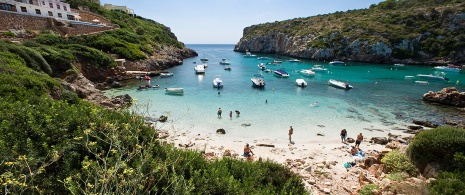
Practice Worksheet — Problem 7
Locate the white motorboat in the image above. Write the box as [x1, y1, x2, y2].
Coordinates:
[213, 75, 223, 88]
[288, 59, 301, 62]
[257, 57, 269, 60]
[394, 63, 405, 67]
[219, 58, 231, 65]
[433, 65, 461, 72]
[243, 51, 257, 58]
[194, 65, 205, 74]
[311, 65, 328, 72]
[160, 72, 173, 77]
[267, 60, 282, 65]
[274, 68, 290, 77]
[224, 67, 231, 71]
[165, 88, 184, 94]
[299, 69, 315, 77]
[329, 60, 345, 65]
[416, 74, 449, 81]
[251, 74, 266, 88]
[258, 63, 266, 70]
[415, 81, 429, 84]
[264, 69, 272, 73]
[328, 79, 353, 90]
[296, 79, 307, 87]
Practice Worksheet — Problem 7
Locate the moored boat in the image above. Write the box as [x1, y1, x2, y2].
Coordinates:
[296, 79, 307, 87]
[224, 67, 231, 71]
[288, 59, 301, 62]
[243, 51, 257, 58]
[328, 79, 353, 90]
[394, 63, 405, 67]
[433, 65, 461, 72]
[416, 74, 449, 81]
[219, 58, 231, 65]
[299, 69, 315, 77]
[267, 60, 282, 65]
[194, 65, 205, 74]
[160, 72, 174, 77]
[311, 65, 328, 72]
[213, 75, 223, 88]
[258, 63, 266, 70]
[274, 68, 290, 77]
[329, 60, 345, 65]
[165, 88, 184, 94]
[251, 74, 266, 88]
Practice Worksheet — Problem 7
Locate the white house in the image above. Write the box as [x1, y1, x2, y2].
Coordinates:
[103, 4, 134, 15]
[0, 0, 79, 21]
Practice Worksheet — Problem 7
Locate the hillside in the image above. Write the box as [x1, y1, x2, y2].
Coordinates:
[234, 0, 465, 65]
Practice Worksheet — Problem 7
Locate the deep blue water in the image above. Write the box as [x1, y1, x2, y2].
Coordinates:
[105, 44, 465, 141]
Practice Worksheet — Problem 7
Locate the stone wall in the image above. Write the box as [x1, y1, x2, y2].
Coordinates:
[56, 24, 113, 36]
[0, 11, 50, 31]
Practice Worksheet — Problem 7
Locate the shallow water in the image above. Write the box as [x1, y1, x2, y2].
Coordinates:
[105, 44, 465, 142]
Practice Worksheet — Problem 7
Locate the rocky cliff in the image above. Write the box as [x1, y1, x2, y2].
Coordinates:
[234, 0, 465, 65]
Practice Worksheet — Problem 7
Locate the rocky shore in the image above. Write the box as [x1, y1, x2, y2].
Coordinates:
[423, 87, 465, 108]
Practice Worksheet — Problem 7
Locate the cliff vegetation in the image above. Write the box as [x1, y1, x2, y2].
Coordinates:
[235, 0, 465, 64]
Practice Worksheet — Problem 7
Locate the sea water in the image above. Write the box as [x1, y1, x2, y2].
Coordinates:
[105, 44, 465, 142]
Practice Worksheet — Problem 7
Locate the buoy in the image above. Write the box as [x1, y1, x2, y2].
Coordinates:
[457, 80, 460, 85]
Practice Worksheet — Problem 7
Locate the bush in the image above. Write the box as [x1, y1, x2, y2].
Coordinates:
[428, 171, 465, 195]
[35, 34, 65, 45]
[381, 150, 418, 176]
[360, 184, 379, 195]
[3, 31, 15, 37]
[407, 126, 465, 171]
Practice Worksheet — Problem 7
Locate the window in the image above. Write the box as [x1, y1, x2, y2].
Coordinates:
[63, 6, 67, 11]
[35, 9, 41, 15]
[42, 1, 45, 5]
[49, 3, 53, 8]
[57, 13, 62, 18]
[67, 14, 75, 20]
[20, 6, 27, 12]
[57, 4, 60, 9]
[48, 11, 52, 16]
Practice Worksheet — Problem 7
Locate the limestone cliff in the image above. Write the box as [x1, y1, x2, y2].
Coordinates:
[234, 0, 465, 65]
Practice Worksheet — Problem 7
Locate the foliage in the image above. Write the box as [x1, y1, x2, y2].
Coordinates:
[381, 150, 418, 176]
[359, 184, 379, 195]
[0, 49, 307, 194]
[3, 31, 15, 37]
[57, 44, 116, 67]
[428, 171, 465, 195]
[407, 126, 465, 172]
[386, 172, 409, 181]
[35, 34, 65, 45]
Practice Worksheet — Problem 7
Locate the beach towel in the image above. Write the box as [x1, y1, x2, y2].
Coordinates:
[344, 162, 351, 168]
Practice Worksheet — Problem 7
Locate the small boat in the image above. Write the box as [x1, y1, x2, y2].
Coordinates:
[288, 59, 301, 62]
[258, 63, 266, 70]
[264, 69, 272, 73]
[433, 65, 461, 72]
[267, 60, 282, 65]
[251, 74, 266, 88]
[243, 51, 257, 58]
[165, 88, 184, 94]
[328, 79, 353, 90]
[416, 74, 449, 81]
[296, 79, 307, 87]
[203, 63, 208, 68]
[404, 76, 415, 79]
[194, 65, 205, 74]
[329, 60, 345, 65]
[311, 65, 328, 72]
[160, 72, 174, 77]
[257, 57, 269, 60]
[213, 75, 223, 88]
[274, 68, 290, 77]
[224, 67, 232, 71]
[219, 58, 231, 65]
[200, 58, 208, 62]
[394, 63, 405, 67]
[415, 81, 429, 84]
[299, 69, 315, 77]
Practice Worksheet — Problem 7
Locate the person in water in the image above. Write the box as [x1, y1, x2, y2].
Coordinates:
[235, 110, 240, 116]
[217, 108, 222, 117]
[229, 111, 232, 119]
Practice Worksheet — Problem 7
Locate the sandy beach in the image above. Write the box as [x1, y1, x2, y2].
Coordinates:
[157, 122, 411, 194]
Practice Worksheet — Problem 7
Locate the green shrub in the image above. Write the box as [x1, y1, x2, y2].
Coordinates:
[360, 184, 379, 195]
[58, 44, 116, 67]
[3, 31, 15, 37]
[407, 126, 465, 172]
[381, 150, 418, 176]
[387, 172, 409, 181]
[428, 171, 465, 195]
[35, 34, 65, 45]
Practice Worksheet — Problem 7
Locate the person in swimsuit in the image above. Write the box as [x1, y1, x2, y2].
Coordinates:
[340, 129, 347, 143]
[243, 144, 254, 161]
[217, 108, 222, 117]
[355, 133, 363, 148]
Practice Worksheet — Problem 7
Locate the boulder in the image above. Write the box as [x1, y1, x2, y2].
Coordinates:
[370, 137, 389, 145]
[364, 156, 380, 168]
[346, 137, 355, 143]
[412, 120, 438, 128]
[159, 115, 168, 122]
[216, 128, 226, 134]
[423, 163, 441, 179]
[423, 87, 465, 107]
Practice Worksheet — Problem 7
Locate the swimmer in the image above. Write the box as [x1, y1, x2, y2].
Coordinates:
[310, 102, 318, 107]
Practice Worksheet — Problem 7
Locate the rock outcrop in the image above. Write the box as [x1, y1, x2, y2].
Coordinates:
[423, 87, 465, 107]
[233, 4, 465, 65]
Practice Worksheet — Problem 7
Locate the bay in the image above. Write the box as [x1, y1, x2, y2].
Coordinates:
[105, 44, 465, 142]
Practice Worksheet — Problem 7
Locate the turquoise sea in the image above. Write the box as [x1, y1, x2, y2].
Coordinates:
[105, 44, 465, 142]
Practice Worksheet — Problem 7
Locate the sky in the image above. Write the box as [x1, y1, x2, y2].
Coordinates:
[99, 0, 385, 44]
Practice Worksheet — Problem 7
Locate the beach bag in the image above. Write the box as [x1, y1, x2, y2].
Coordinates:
[343, 162, 352, 168]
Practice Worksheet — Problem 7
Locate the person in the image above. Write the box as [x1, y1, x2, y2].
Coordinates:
[244, 144, 254, 161]
[217, 108, 222, 117]
[355, 133, 363, 148]
[229, 111, 232, 119]
[266, 99, 268, 104]
[340, 129, 347, 143]
[311, 102, 318, 107]
[235, 110, 240, 116]
[288, 126, 294, 143]
[349, 146, 358, 155]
